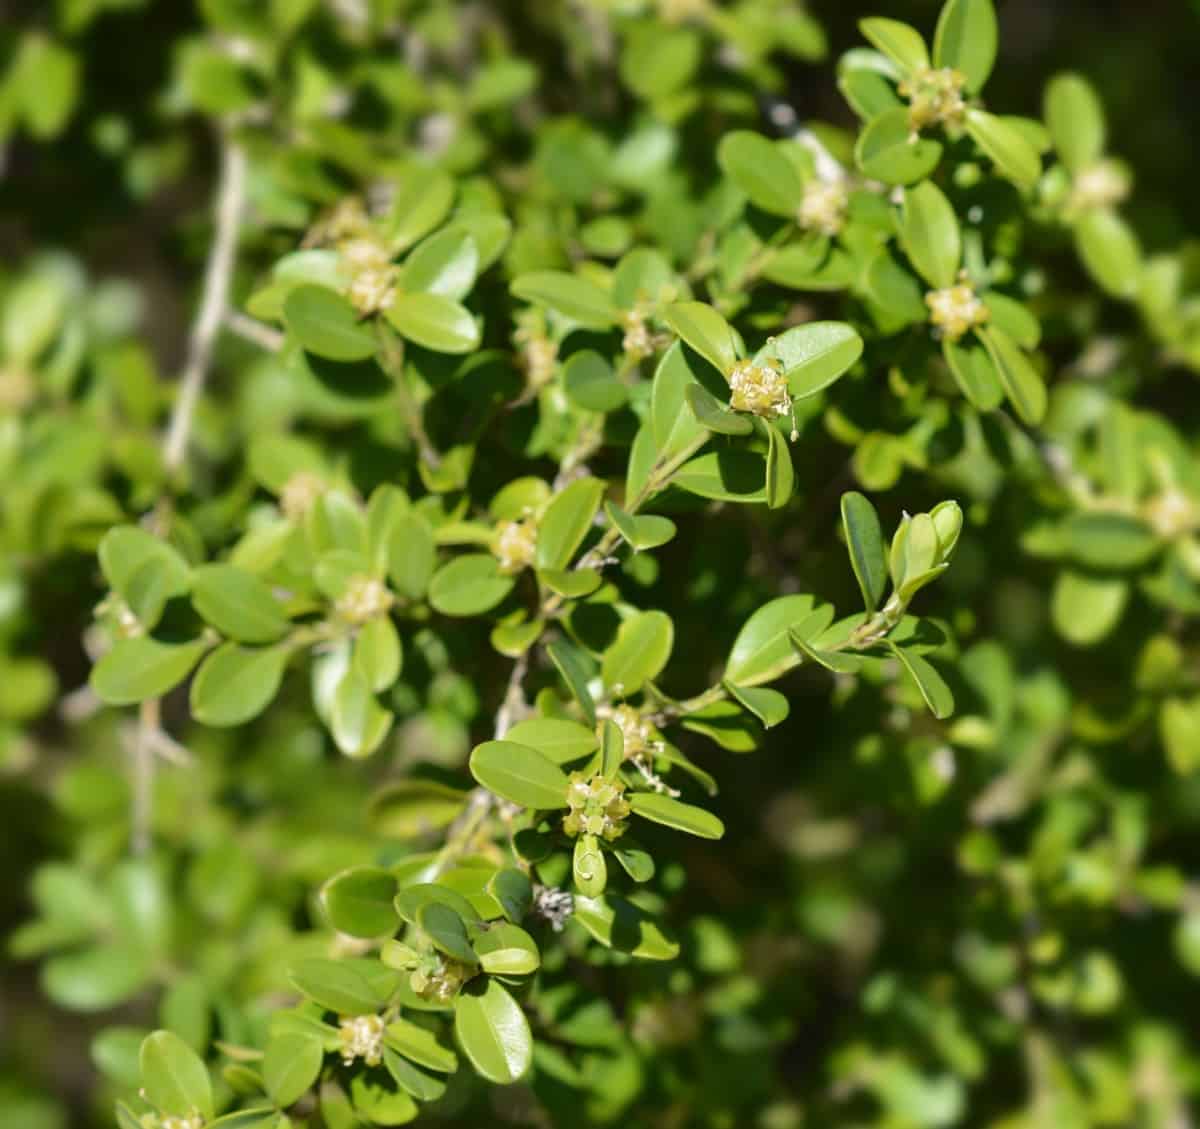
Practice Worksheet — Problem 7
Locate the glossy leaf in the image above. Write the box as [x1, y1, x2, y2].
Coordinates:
[469, 740, 570, 809]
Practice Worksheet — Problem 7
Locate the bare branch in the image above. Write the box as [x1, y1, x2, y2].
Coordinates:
[163, 135, 247, 473]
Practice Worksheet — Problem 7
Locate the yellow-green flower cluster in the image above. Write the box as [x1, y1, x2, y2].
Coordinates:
[925, 281, 990, 342]
[336, 574, 394, 624]
[563, 772, 630, 841]
[494, 518, 538, 574]
[798, 179, 850, 237]
[410, 953, 474, 1004]
[899, 66, 968, 132]
[338, 1013, 385, 1067]
[280, 469, 325, 519]
[728, 359, 790, 420]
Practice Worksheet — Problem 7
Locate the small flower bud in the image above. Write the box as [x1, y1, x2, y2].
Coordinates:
[930, 500, 963, 561]
[728, 360, 791, 420]
[280, 470, 326, 519]
[494, 518, 538, 574]
[926, 281, 990, 342]
[798, 179, 849, 237]
[338, 1013, 385, 1067]
[898, 66, 968, 132]
[336, 574, 394, 624]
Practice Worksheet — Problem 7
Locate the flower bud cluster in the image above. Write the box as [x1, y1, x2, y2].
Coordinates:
[607, 704, 661, 759]
[926, 280, 990, 342]
[563, 772, 630, 841]
[341, 235, 398, 315]
[1070, 160, 1130, 213]
[728, 359, 791, 420]
[798, 179, 849, 237]
[494, 518, 538, 574]
[338, 1013, 385, 1067]
[899, 66, 968, 132]
[280, 470, 325, 519]
[622, 309, 655, 359]
[410, 953, 474, 1004]
[337, 574, 394, 624]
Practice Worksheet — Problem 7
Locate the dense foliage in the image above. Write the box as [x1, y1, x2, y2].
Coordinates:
[5, 1, 1200, 1127]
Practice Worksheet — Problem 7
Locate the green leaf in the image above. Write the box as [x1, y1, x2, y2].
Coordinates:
[841, 492, 888, 612]
[401, 229, 478, 300]
[473, 922, 541, 975]
[1161, 698, 1200, 776]
[978, 326, 1046, 425]
[283, 285, 377, 362]
[685, 383, 754, 435]
[382, 1048, 446, 1102]
[943, 337, 1003, 411]
[98, 526, 191, 629]
[613, 844, 656, 882]
[573, 834, 607, 897]
[597, 718, 624, 778]
[330, 665, 393, 759]
[1061, 511, 1159, 569]
[753, 321, 863, 399]
[630, 792, 724, 839]
[601, 610, 674, 695]
[1075, 208, 1142, 297]
[716, 131, 806, 217]
[764, 426, 794, 510]
[384, 1018, 457, 1073]
[469, 740, 571, 808]
[985, 292, 1041, 350]
[503, 718, 598, 764]
[651, 340, 711, 461]
[858, 18, 929, 74]
[453, 978, 532, 1084]
[510, 271, 618, 328]
[43, 943, 151, 1012]
[1045, 72, 1106, 174]
[429, 554, 513, 616]
[1051, 571, 1127, 647]
[536, 477, 605, 570]
[354, 615, 403, 693]
[368, 780, 468, 839]
[385, 291, 479, 353]
[487, 869, 534, 923]
[900, 181, 961, 289]
[387, 510, 437, 600]
[726, 595, 831, 687]
[571, 895, 680, 959]
[887, 642, 955, 719]
[855, 107, 943, 185]
[547, 638, 597, 724]
[189, 643, 289, 727]
[384, 170, 455, 252]
[91, 637, 208, 706]
[263, 1032, 323, 1108]
[964, 109, 1042, 187]
[288, 958, 392, 1015]
[672, 451, 767, 503]
[932, 0, 998, 93]
[418, 902, 478, 963]
[320, 867, 399, 938]
[139, 1031, 214, 1121]
[724, 683, 790, 728]
[191, 564, 291, 644]
[563, 350, 629, 413]
[663, 302, 740, 374]
[604, 501, 678, 550]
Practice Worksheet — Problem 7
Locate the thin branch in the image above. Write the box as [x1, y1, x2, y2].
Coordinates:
[130, 131, 245, 855]
[226, 309, 284, 353]
[163, 134, 247, 473]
